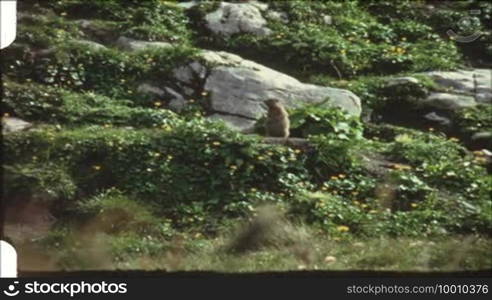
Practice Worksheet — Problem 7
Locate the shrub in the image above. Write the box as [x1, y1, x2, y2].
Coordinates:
[2, 42, 198, 101]
[2, 80, 180, 127]
[288, 101, 364, 140]
[3, 121, 309, 223]
[46, 0, 191, 43]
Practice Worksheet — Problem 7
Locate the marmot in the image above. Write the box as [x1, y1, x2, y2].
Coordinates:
[264, 99, 290, 138]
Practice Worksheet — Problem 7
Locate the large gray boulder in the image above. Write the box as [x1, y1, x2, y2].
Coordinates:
[171, 50, 362, 131]
[205, 2, 272, 37]
[384, 69, 491, 111]
[423, 93, 477, 110]
[424, 69, 492, 105]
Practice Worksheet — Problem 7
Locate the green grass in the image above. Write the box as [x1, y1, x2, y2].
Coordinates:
[23, 228, 492, 272]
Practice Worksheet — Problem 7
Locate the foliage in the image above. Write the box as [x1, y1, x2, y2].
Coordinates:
[44, 0, 191, 43]
[1, 43, 198, 102]
[74, 188, 175, 238]
[452, 105, 492, 136]
[288, 101, 364, 140]
[3, 121, 308, 224]
[2, 80, 180, 127]
[189, 0, 461, 78]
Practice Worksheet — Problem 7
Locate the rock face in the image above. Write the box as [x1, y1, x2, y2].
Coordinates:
[205, 2, 272, 37]
[170, 50, 362, 131]
[383, 69, 491, 112]
[137, 83, 166, 98]
[375, 69, 492, 137]
[423, 93, 477, 110]
[424, 69, 492, 105]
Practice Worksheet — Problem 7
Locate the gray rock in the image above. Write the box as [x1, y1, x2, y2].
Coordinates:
[166, 87, 186, 112]
[205, 2, 272, 37]
[2, 117, 33, 134]
[177, 1, 199, 9]
[200, 51, 362, 119]
[266, 11, 288, 23]
[137, 83, 166, 97]
[476, 92, 492, 104]
[474, 69, 492, 104]
[425, 69, 476, 94]
[422, 93, 476, 110]
[424, 112, 451, 126]
[115, 36, 172, 52]
[167, 50, 361, 130]
[472, 131, 492, 141]
[386, 76, 420, 87]
[173, 61, 207, 84]
[422, 69, 491, 104]
[208, 114, 256, 132]
[72, 39, 107, 50]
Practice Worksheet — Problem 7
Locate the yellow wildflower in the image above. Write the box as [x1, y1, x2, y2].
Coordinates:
[337, 225, 350, 233]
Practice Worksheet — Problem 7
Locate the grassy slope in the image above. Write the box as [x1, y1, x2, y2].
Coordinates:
[2, 0, 491, 271]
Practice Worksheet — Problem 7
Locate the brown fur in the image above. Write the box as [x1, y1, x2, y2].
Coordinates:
[264, 99, 290, 138]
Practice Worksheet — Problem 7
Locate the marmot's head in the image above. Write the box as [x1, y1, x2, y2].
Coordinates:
[264, 99, 281, 109]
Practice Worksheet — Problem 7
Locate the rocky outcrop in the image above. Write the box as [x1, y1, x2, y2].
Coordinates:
[137, 83, 166, 98]
[170, 50, 362, 131]
[204, 1, 272, 37]
[378, 69, 491, 148]
[424, 69, 492, 105]
[385, 69, 491, 110]
[422, 93, 477, 110]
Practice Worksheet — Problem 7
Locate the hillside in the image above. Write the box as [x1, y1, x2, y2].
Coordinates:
[1, 0, 491, 271]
